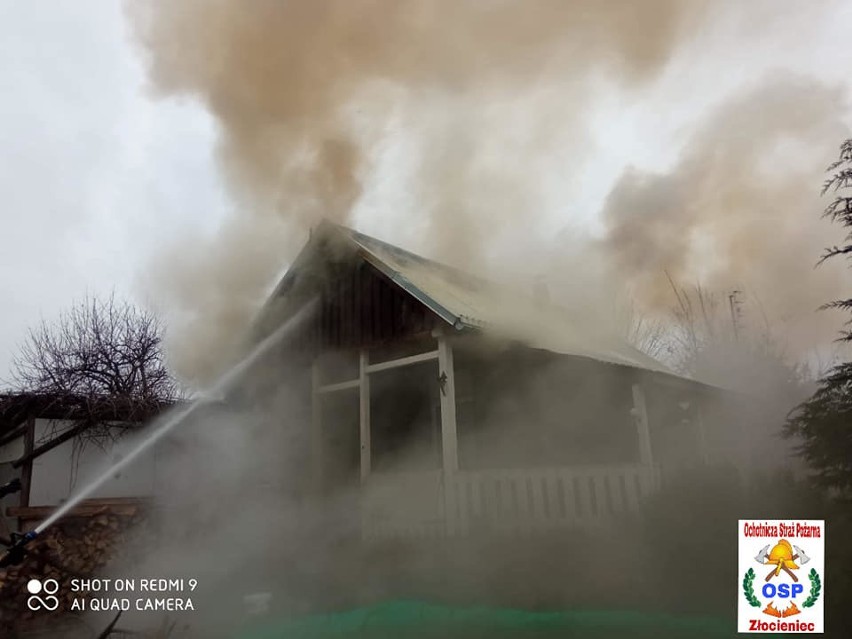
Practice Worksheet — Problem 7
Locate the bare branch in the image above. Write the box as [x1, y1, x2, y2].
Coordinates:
[7, 295, 181, 446]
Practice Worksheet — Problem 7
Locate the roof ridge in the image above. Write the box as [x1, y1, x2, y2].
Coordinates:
[255, 219, 688, 380]
[330, 223, 494, 293]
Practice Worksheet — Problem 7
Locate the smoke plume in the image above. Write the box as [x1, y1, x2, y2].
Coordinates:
[129, 1, 849, 382]
[130, 0, 710, 382]
[601, 77, 851, 354]
[80, 6, 852, 634]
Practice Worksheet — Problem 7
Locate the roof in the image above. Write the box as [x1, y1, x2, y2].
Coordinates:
[262, 221, 684, 378]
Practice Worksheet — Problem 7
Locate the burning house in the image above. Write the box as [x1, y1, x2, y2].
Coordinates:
[250, 221, 737, 539]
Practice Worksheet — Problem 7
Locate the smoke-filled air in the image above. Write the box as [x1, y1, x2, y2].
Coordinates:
[127, 0, 846, 382]
[6, 2, 849, 637]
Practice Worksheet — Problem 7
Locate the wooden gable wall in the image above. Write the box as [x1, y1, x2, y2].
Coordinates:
[303, 258, 442, 354]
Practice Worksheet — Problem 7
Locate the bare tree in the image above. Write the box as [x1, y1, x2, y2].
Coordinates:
[619, 299, 672, 363]
[6, 295, 179, 453]
[665, 279, 740, 378]
[11, 295, 178, 403]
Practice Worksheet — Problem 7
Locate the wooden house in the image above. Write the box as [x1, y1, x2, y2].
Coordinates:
[251, 222, 733, 539]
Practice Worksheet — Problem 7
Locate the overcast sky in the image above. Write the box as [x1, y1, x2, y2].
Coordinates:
[0, 2, 230, 381]
[1, 2, 851, 384]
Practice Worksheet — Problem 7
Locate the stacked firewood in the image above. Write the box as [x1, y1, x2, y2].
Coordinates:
[0, 506, 152, 632]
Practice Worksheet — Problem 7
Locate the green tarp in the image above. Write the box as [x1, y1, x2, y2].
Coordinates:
[238, 600, 740, 638]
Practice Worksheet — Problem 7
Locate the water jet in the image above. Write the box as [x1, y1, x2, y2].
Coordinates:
[18, 301, 316, 540]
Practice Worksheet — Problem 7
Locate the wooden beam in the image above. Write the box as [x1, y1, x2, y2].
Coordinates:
[365, 349, 438, 374]
[0, 422, 28, 448]
[19, 415, 35, 509]
[8, 497, 149, 520]
[437, 338, 458, 473]
[359, 349, 371, 481]
[317, 379, 360, 394]
[0, 503, 10, 538]
[631, 383, 654, 467]
[12, 419, 94, 469]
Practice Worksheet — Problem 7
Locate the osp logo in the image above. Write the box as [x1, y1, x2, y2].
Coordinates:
[738, 520, 824, 633]
[26, 578, 60, 612]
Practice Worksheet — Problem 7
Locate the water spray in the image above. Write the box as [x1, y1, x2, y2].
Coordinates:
[0, 300, 317, 567]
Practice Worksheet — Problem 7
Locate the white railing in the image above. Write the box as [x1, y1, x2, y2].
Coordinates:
[362, 464, 659, 540]
[445, 464, 658, 536]
[361, 470, 446, 540]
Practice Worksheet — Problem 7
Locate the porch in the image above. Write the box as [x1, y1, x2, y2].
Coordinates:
[362, 464, 658, 539]
[311, 334, 664, 540]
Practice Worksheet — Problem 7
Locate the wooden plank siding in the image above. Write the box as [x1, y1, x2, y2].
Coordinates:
[295, 260, 442, 356]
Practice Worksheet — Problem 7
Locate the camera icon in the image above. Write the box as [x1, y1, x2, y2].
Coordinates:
[26, 578, 60, 611]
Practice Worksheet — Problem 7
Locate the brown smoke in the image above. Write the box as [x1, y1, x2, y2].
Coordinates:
[601, 77, 851, 353]
[130, 1, 849, 383]
[130, 0, 707, 382]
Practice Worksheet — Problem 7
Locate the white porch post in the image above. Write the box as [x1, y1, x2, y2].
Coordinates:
[311, 360, 323, 492]
[631, 383, 654, 467]
[359, 349, 371, 481]
[437, 336, 459, 535]
[437, 337, 458, 472]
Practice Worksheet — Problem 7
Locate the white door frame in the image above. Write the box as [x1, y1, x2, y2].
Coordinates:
[311, 342, 456, 483]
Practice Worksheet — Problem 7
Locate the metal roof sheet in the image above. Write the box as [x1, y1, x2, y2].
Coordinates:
[337, 225, 676, 376]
